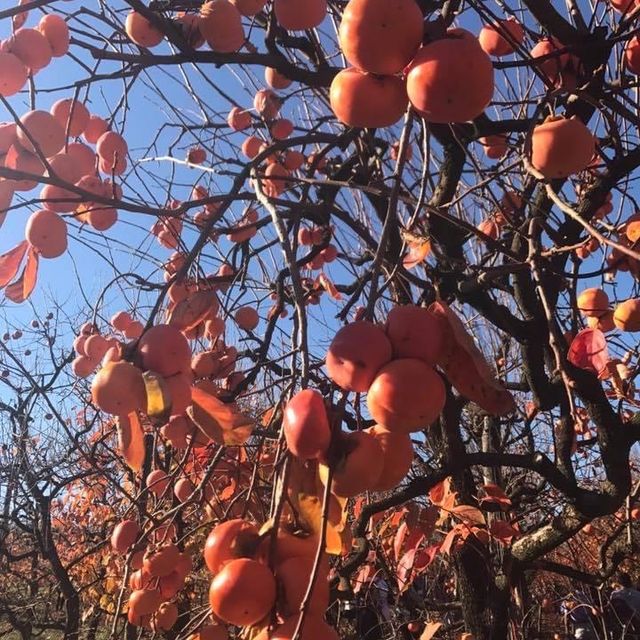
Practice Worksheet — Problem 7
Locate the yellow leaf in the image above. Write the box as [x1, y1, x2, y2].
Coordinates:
[420, 621, 442, 640]
[142, 371, 171, 419]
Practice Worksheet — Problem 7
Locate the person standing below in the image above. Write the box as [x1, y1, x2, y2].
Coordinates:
[609, 573, 640, 637]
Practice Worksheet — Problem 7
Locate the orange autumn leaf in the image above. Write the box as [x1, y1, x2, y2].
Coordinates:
[430, 301, 515, 416]
[0, 241, 28, 287]
[5, 246, 38, 303]
[420, 621, 443, 640]
[316, 272, 342, 300]
[168, 289, 218, 331]
[403, 237, 431, 269]
[117, 412, 145, 472]
[188, 385, 255, 446]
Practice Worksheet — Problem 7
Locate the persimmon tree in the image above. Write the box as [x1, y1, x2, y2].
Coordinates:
[3, 0, 640, 639]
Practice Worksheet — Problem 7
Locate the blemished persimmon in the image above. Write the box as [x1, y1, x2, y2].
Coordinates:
[276, 555, 330, 616]
[283, 389, 331, 460]
[0, 53, 28, 97]
[152, 602, 178, 631]
[91, 361, 147, 415]
[234, 306, 259, 330]
[208, 558, 276, 626]
[265, 66, 292, 89]
[406, 29, 494, 123]
[17, 110, 66, 158]
[125, 11, 164, 48]
[325, 321, 393, 392]
[38, 14, 70, 57]
[204, 519, 260, 573]
[51, 99, 90, 137]
[385, 305, 445, 365]
[255, 614, 339, 640]
[365, 424, 414, 492]
[478, 18, 524, 57]
[530, 116, 594, 179]
[577, 288, 609, 318]
[274, 0, 327, 30]
[3, 28, 52, 73]
[128, 589, 163, 617]
[137, 324, 192, 376]
[111, 519, 141, 554]
[338, 0, 423, 75]
[199, 1, 245, 53]
[254, 89, 281, 119]
[614, 299, 640, 331]
[147, 469, 170, 495]
[366, 358, 446, 432]
[143, 543, 181, 577]
[331, 430, 384, 497]
[329, 68, 408, 128]
[25, 209, 68, 258]
[83, 115, 109, 144]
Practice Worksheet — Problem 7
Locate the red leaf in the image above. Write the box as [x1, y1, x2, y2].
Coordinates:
[316, 272, 342, 300]
[489, 519, 520, 544]
[568, 328, 609, 375]
[414, 545, 440, 572]
[5, 247, 38, 303]
[393, 521, 408, 561]
[479, 483, 512, 509]
[439, 527, 460, 556]
[396, 547, 418, 591]
[117, 412, 145, 472]
[429, 478, 451, 506]
[429, 301, 515, 416]
[0, 241, 27, 288]
[451, 505, 486, 526]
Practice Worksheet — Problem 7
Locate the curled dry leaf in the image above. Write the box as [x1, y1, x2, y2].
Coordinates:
[420, 620, 442, 640]
[5, 246, 38, 303]
[316, 272, 342, 300]
[0, 241, 28, 287]
[402, 233, 431, 269]
[188, 385, 255, 446]
[167, 289, 218, 331]
[429, 301, 516, 415]
[116, 412, 145, 472]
